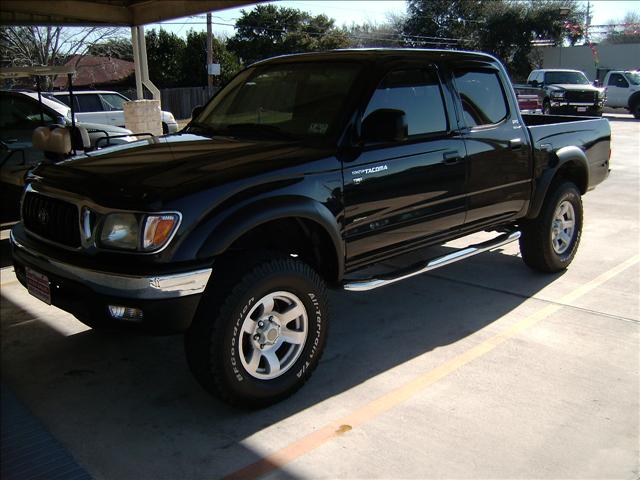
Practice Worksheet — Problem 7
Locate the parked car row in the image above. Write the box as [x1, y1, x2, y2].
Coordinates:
[47, 90, 179, 133]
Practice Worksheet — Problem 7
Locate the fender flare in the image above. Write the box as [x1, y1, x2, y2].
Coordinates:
[526, 146, 589, 219]
[197, 195, 345, 279]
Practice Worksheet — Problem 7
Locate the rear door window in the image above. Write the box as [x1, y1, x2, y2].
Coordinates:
[363, 68, 448, 137]
[75, 94, 103, 112]
[453, 69, 509, 127]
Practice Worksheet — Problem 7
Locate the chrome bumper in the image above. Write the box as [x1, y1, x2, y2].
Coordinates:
[10, 230, 211, 300]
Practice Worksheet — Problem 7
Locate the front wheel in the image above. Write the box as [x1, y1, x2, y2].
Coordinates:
[519, 182, 583, 273]
[631, 102, 640, 119]
[542, 99, 552, 115]
[184, 253, 329, 407]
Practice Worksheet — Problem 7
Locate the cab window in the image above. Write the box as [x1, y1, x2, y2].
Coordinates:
[75, 94, 103, 112]
[608, 73, 629, 88]
[363, 68, 448, 137]
[454, 69, 509, 127]
[0, 95, 55, 131]
[100, 93, 127, 111]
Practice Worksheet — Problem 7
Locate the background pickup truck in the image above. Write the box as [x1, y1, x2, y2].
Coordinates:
[602, 70, 640, 119]
[526, 68, 606, 116]
[10, 49, 611, 407]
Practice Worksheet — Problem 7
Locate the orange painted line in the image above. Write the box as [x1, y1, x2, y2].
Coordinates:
[225, 254, 639, 480]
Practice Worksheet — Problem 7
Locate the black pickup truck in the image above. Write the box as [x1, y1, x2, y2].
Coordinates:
[526, 69, 606, 116]
[10, 49, 611, 406]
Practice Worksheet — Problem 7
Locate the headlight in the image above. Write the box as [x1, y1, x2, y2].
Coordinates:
[99, 212, 180, 251]
[100, 213, 139, 250]
[551, 91, 565, 99]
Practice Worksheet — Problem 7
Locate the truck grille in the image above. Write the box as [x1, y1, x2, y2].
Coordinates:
[566, 91, 596, 103]
[22, 193, 81, 248]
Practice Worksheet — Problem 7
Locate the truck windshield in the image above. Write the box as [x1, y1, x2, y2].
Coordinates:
[625, 72, 640, 85]
[544, 71, 590, 85]
[191, 62, 362, 140]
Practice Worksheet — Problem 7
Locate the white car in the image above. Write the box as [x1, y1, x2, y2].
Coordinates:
[51, 90, 179, 133]
[602, 70, 640, 119]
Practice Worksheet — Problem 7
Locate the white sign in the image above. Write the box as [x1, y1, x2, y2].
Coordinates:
[207, 63, 221, 76]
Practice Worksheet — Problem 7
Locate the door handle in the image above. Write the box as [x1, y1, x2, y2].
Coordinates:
[442, 151, 461, 165]
[509, 138, 523, 150]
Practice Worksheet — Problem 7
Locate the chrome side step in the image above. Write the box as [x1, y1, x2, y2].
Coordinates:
[343, 230, 521, 292]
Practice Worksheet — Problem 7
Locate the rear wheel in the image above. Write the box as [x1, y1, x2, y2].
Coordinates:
[519, 182, 583, 272]
[184, 252, 329, 407]
[630, 101, 640, 119]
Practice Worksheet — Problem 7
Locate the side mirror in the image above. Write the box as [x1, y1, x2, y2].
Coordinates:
[593, 80, 600, 87]
[361, 109, 408, 144]
[191, 105, 204, 119]
[529, 80, 539, 87]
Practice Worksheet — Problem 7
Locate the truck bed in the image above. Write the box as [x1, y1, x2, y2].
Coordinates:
[521, 114, 611, 191]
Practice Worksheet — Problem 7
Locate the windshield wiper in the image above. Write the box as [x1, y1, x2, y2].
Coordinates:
[223, 123, 298, 140]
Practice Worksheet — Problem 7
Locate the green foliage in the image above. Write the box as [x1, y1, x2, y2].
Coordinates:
[227, 4, 350, 65]
[403, 0, 585, 79]
[403, 0, 485, 45]
[181, 30, 241, 85]
[145, 29, 185, 88]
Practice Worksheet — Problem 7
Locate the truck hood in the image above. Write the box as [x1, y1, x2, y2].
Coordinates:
[28, 133, 334, 209]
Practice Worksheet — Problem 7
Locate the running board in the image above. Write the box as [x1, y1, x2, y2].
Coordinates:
[343, 230, 521, 292]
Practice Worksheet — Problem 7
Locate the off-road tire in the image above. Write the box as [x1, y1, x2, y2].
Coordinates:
[631, 101, 640, 119]
[542, 99, 552, 115]
[519, 181, 583, 273]
[184, 252, 329, 408]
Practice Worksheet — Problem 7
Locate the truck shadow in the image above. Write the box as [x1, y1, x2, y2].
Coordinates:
[1, 246, 563, 479]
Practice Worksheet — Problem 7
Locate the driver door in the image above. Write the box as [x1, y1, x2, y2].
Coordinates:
[343, 67, 467, 267]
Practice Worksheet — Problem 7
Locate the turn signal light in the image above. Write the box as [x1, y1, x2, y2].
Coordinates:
[143, 214, 179, 251]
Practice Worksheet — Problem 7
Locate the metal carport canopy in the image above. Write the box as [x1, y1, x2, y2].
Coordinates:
[0, 1, 256, 26]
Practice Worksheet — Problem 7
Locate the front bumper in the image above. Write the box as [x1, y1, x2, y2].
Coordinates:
[549, 100, 604, 115]
[10, 229, 211, 333]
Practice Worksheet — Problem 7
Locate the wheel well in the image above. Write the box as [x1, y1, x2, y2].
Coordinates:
[226, 218, 340, 283]
[628, 92, 640, 109]
[554, 161, 588, 194]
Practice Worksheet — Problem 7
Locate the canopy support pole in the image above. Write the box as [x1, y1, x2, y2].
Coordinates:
[130, 25, 160, 104]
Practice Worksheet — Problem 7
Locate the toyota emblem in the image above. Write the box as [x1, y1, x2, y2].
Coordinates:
[37, 207, 49, 225]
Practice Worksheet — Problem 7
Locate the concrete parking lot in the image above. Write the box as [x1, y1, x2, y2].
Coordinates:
[1, 115, 638, 480]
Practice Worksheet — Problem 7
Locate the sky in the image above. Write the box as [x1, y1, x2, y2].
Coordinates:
[147, 0, 640, 38]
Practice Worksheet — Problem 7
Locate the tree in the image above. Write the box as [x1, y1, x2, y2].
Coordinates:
[0, 26, 123, 89]
[403, 0, 485, 47]
[346, 21, 403, 48]
[181, 30, 241, 85]
[227, 4, 350, 65]
[603, 11, 640, 44]
[87, 37, 133, 60]
[145, 28, 186, 88]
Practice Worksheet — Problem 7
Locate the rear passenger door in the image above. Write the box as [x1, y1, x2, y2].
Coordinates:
[452, 68, 531, 227]
[75, 94, 110, 125]
[343, 66, 467, 267]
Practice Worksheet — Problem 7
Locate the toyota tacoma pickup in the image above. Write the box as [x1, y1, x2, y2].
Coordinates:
[527, 68, 606, 116]
[10, 49, 611, 407]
